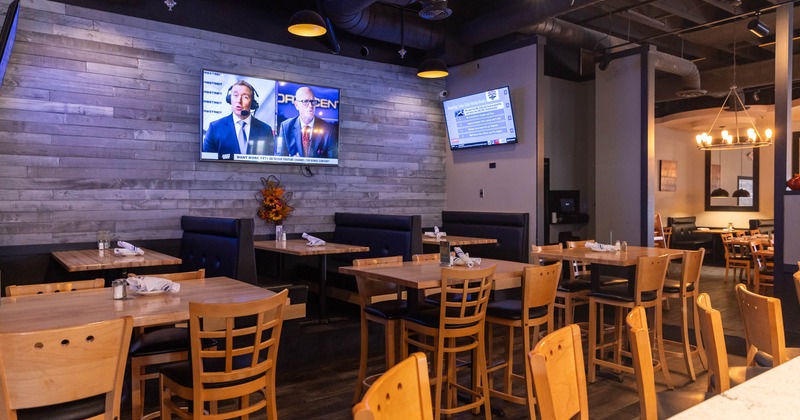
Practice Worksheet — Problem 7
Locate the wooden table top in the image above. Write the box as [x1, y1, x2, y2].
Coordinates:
[0, 277, 277, 334]
[339, 258, 533, 290]
[696, 228, 746, 235]
[421, 235, 498, 246]
[51, 248, 181, 272]
[254, 239, 369, 256]
[533, 245, 684, 266]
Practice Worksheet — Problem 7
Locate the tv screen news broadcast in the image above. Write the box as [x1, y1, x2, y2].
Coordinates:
[442, 86, 517, 150]
[200, 69, 340, 165]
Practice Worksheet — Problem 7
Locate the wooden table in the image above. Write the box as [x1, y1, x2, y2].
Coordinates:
[51, 248, 182, 272]
[697, 229, 746, 264]
[532, 245, 684, 290]
[421, 235, 498, 246]
[254, 239, 369, 323]
[339, 258, 532, 310]
[0, 277, 286, 333]
[670, 354, 800, 419]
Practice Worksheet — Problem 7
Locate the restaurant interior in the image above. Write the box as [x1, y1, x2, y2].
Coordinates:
[1, 0, 800, 418]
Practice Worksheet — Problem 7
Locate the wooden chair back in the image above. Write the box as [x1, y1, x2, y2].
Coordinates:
[353, 256, 404, 305]
[440, 265, 495, 333]
[795, 271, 800, 306]
[662, 226, 672, 248]
[0, 316, 133, 419]
[531, 244, 562, 265]
[566, 240, 595, 280]
[634, 254, 670, 302]
[171, 290, 288, 418]
[128, 268, 205, 281]
[675, 249, 705, 296]
[523, 262, 562, 323]
[749, 229, 761, 236]
[627, 306, 657, 419]
[735, 283, 786, 367]
[696, 293, 731, 394]
[749, 240, 772, 271]
[528, 324, 589, 420]
[654, 213, 666, 248]
[411, 253, 438, 262]
[352, 352, 434, 420]
[5, 278, 105, 297]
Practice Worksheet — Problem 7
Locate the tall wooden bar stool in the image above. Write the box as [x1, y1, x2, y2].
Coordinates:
[735, 284, 800, 368]
[748, 240, 774, 295]
[587, 254, 672, 389]
[662, 249, 707, 381]
[528, 324, 589, 420]
[696, 293, 768, 395]
[401, 265, 495, 419]
[721, 233, 750, 285]
[352, 255, 406, 404]
[485, 262, 561, 417]
[532, 244, 588, 327]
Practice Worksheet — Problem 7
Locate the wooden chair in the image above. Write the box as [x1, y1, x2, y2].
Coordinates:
[587, 254, 672, 389]
[566, 240, 628, 289]
[485, 262, 561, 417]
[696, 293, 768, 395]
[662, 227, 672, 249]
[721, 233, 750, 285]
[661, 249, 707, 381]
[412, 253, 439, 262]
[0, 316, 133, 419]
[160, 289, 288, 419]
[795, 270, 800, 305]
[5, 278, 105, 296]
[401, 265, 495, 419]
[127, 269, 206, 420]
[627, 306, 705, 419]
[532, 244, 588, 327]
[352, 352, 434, 420]
[352, 256, 406, 404]
[748, 240, 774, 295]
[654, 213, 667, 248]
[734, 284, 800, 368]
[528, 324, 588, 420]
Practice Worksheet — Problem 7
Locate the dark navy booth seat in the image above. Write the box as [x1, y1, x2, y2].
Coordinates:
[440, 211, 530, 263]
[322, 212, 423, 304]
[749, 219, 774, 235]
[667, 216, 713, 251]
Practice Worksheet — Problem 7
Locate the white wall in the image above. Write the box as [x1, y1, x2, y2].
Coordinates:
[444, 44, 540, 251]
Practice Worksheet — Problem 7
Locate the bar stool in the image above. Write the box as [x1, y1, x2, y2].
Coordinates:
[587, 254, 672, 389]
[662, 249, 707, 381]
[532, 244, 588, 328]
[401, 265, 495, 419]
[485, 263, 561, 417]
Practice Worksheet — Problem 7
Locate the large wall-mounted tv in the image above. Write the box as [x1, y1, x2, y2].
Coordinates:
[200, 69, 340, 166]
[442, 85, 517, 150]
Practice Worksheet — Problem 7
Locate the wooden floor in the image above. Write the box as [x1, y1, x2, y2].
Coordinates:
[127, 264, 774, 419]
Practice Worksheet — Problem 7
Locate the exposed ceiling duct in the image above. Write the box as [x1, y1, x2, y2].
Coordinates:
[418, 0, 451, 20]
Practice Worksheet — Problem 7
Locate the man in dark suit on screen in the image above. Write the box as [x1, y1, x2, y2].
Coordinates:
[203, 80, 276, 157]
[279, 86, 337, 159]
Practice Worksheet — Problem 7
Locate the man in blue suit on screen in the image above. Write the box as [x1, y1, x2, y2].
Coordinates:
[279, 86, 337, 159]
[203, 80, 275, 157]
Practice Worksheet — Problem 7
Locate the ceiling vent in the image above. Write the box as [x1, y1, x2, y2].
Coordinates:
[419, 0, 452, 20]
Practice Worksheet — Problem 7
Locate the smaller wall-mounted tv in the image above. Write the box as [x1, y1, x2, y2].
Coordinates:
[201, 69, 340, 166]
[442, 85, 517, 150]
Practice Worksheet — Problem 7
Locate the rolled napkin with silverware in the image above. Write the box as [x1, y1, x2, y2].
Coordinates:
[585, 242, 619, 252]
[114, 240, 145, 256]
[302, 232, 326, 247]
[424, 226, 447, 239]
[126, 276, 180, 293]
[453, 246, 481, 267]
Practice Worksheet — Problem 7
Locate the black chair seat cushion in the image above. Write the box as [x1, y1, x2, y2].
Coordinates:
[130, 327, 216, 357]
[753, 346, 800, 367]
[486, 299, 549, 321]
[588, 284, 657, 303]
[558, 279, 591, 292]
[401, 308, 479, 329]
[160, 356, 266, 389]
[573, 275, 629, 287]
[16, 394, 105, 420]
[662, 279, 695, 294]
[364, 300, 408, 319]
[655, 390, 709, 420]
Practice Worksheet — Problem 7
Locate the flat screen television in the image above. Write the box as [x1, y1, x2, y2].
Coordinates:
[442, 85, 517, 150]
[0, 0, 19, 86]
[200, 69, 340, 165]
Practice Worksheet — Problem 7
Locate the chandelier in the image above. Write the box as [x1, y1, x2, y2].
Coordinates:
[695, 30, 773, 151]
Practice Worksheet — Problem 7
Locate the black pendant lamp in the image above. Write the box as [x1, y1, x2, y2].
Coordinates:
[287, 10, 327, 37]
[417, 58, 449, 78]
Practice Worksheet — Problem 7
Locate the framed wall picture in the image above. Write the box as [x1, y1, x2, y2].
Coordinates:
[659, 160, 677, 192]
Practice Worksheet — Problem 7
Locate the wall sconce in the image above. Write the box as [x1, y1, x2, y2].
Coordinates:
[287, 10, 327, 37]
[748, 12, 769, 38]
[417, 58, 449, 78]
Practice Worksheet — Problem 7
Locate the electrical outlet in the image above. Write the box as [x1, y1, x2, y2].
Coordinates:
[480, 188, 484, 198]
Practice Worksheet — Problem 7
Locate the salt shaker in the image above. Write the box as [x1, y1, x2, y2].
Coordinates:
[621, 241, 628, 252]
[112, 279, 127, 300]
[439, 240, 452, 267]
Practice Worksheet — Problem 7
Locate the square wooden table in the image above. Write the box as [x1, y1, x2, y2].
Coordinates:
[254, 239, 369, 323]
[339, 258, 533, 310]
[51, 248, 182, 273]
[421, 235, 499, 246]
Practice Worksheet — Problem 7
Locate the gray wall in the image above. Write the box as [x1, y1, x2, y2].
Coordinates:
[0, 0, 447, 247]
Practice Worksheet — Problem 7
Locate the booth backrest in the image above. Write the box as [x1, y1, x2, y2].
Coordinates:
[749, 219, 774, 235]
[441, 211, 530, 262]
[332, 213, 422, 262]
[668, 216, 698, 241]
[179, 216, 256, 284]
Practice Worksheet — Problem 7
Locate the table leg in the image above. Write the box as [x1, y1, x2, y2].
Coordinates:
[300, 255, 347, 325]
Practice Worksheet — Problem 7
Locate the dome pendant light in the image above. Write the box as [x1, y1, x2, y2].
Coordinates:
[287, 10, 327, 37]
[417, 58, 448, 78]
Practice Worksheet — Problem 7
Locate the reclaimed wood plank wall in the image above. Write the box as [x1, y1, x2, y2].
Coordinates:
[0, 0, 447, 247]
